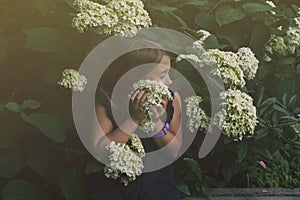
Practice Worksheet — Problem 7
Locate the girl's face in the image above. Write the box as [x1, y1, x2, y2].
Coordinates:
[144, 55, 173, 87]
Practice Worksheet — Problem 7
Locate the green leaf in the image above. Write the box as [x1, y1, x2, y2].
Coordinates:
[21, 99, 42, 110]
[0, 146, 26, 177]
[216, 26, 245, 49]
[254, 147, 273, 160]
[253, 128, 268, 140]
[64, 0, 75, 8]
[272, 127, 283, 135]
[237, 143, 248, 163]
[26, 145, 64, 184]
[170, 13, 188, 27]
[242, 2, 272, 13]
[276, 78, 296, 98]
[256, 64, 270, 80]
[276, 57, 296, 65]
[25, 27, 61, 53]
[21, 113, 66, 143]
[183, 157, 202, 181]
[3, 102, 22, 113]
[256, 86, 264, 107]
[184, 171, 196, 181]
[259, 97, 276, 108]
[292, 123, 300, 133]
[151, 5, 177, 13]
[222, 167, 233, 182]
[249, 23, 270, 52]
[273, 104, 288, 114]
[280, 116, 297, 121]
[177, 0, 208, 7]
[288, 95, 297, 107]
[215, 5, 245, 26]
[85, 162, 103, 174]
[194, 12, 217, 30]
[2, 179, 43, 200]
[203, 35, 219, 49]
[59, 168, 88, 200]
[175, 179, 191, 195]
[282, 93, 287, 107]
[33, 0, 55, 15]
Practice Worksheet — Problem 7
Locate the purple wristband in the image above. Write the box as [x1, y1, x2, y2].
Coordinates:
[152, 122, 169, 138]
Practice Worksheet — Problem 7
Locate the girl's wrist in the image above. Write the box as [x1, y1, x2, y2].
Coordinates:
[154, 119, 164, 132]
[152, 122, 169, 138]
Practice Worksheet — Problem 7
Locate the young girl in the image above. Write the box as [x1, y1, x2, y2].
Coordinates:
[91, 39, 182, 200]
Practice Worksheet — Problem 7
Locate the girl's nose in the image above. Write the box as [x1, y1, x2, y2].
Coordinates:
[165, 75, 172, 87]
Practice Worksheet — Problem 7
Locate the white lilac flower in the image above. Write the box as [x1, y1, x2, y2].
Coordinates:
[108, 0, 152, 37]
[266, 1, 276, 8]
[176, 54, 206, 68]
[236, 47, 259, 80]
[176, 37, 213, 69]
[184, 96, 210, 133]
[213, 89, 257, 141]
[57, 68, 87, 92]
[265, 34, 296, 56]
[196, 29, 211, 44]
[104, 134, 145, 186]
[126, 134, 145, 158]
[71, 0, 118, 35]
[208, 49, 245, 89]
[72, 0, 152, 37]
[130, 79, 173, 133]
[286, 18, 300, 46]
[265, 10, 300, 57]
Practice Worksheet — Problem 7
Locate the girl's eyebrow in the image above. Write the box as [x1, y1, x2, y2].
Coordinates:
[160, 69, 169, 73]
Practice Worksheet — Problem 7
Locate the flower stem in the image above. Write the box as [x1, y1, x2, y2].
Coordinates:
[208, 0, 224, 15]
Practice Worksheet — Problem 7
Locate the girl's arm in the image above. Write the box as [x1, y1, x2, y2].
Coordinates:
[93, 90, 148, 152]
[152, 91, 183, 157]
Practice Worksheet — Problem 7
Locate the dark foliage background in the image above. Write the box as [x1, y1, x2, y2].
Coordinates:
[0, 0, 299, 199]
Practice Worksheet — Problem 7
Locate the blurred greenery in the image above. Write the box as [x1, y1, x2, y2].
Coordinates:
[0, 0, 300, 199]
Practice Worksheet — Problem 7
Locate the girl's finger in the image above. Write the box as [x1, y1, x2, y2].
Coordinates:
[140, 92, 148, 104]
[130, 91, 138, 102]
[136, 90, 145, 100]
[160, 99, 168, 108]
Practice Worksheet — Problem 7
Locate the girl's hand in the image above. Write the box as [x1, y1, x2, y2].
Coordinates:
[129, 90, 148, 123]
[150, 96, 168, 122]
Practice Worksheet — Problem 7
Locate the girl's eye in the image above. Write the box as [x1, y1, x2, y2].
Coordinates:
[160, 73, 166, 79]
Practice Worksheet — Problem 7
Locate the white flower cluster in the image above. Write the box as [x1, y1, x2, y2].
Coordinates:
[130, 79, 173, 133]
[208, 49, 246, 88]
[57, 68, 87, 92]
[104, 134, 145, 186]
[264, 35, 295, 57]
[213, 89, 257, 141]
[184, 96, 210, 133]
[286, 13, 300, 47]
[71, 0, 152, 37]
[126, 134, 145, 158]
[236, 47, 259, 80]
[176, 31, 213, 68]
[264, 9, 300, 59]
[176, 54, 207, 68]
[177, 30, 259, 88]
[177, 29, 259, 140]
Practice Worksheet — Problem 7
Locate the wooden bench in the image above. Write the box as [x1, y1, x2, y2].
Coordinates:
[183, 188, 300, 200]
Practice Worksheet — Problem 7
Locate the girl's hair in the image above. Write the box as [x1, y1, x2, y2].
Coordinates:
[97, 39, 171, 99]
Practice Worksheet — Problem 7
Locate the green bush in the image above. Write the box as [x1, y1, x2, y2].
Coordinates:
[0, 0, 299, 199]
